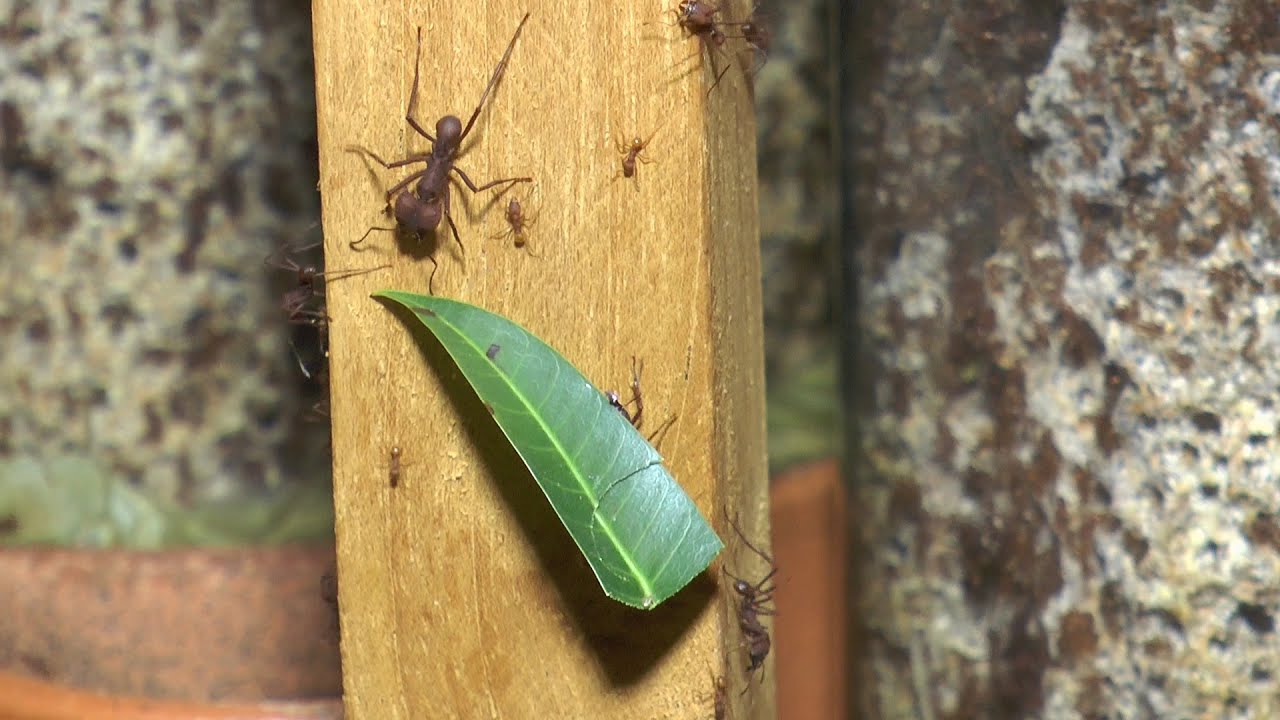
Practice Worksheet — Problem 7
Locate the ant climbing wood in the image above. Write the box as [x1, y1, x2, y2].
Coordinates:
[615, 127, 661, 180]
[713, 673, 728, 719]
[669, 0, 732, 91]
[349, 14, 534, 258]
[266, 240, 388, 327]
[606, 357, 646, 428]
[389, 446, 403, 488]
[491, 190, 539, 252]
[606, 358, 678, 447]
[724, 510, 776, 684]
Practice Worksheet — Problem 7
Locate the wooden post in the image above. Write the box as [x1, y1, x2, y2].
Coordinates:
[311, 1, 769, 717]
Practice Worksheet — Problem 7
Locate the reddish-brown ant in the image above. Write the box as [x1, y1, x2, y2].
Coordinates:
[615, 127, 661, 180]
[723, 510, 776, 684]
[713, 673, 728, 719]
[389, 446, 403, 488]
[350, 14, 534, 260]
[491, 189, 540, 253]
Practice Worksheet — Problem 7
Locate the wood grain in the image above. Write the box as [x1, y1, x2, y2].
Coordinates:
[311, 0, 769, 716]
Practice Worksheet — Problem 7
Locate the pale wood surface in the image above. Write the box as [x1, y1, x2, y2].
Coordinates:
[311, 0, 770, 716]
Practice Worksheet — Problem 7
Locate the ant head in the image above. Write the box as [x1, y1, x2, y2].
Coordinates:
[436, 115, 463, 145]
[733, 578, 751, 594]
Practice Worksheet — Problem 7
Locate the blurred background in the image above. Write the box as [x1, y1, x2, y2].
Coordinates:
[0, 0, 842, 716]
[20, 1, 1273, 718]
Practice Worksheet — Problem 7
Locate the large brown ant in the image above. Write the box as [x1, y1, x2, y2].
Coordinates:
[669, 0, 731, 91]
[723, 510, 776, 684]
[350, 14, 534, 259]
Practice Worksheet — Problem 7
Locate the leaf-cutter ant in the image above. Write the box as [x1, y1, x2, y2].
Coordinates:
[349, 14, 534, 263]
[724, 510, 776, 684]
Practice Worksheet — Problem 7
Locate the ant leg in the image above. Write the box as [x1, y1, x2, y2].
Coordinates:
[459, 13, 531, 142]
[405, 27, 437, 142]
[724, 508, 776, 565]
[425, 252, 439, 295]
[706, 50, 730, 94]
[384, 169, 431, 204]
[452, 166, 534, 194]
[646, 413, 677, 447]
[345, 145, 430, 171]
[628, 357, 645, 429]
[351, 225, 396, 249]
[442, 191, 465, 255]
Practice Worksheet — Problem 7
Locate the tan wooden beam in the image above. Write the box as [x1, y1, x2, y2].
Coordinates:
[312, 0, 770, 716]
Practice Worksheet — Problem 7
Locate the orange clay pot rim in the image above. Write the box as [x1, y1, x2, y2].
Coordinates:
[0, 669, 341, 720]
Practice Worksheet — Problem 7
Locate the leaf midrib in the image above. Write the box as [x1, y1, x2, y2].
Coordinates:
[419, 306, 654, 603]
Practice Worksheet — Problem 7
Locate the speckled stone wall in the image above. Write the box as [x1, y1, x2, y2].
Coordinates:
[0, 2, 324, 522]
[848, 1, 1280, 717]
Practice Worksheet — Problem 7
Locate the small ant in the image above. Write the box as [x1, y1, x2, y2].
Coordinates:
[389, 446, 403, 488]
[724, 510, 776, 684]
[615, 127, 661, 180]
[490, 189, 540, 253]
[349, 15, 534, 260]
[713, 673, 728, 719]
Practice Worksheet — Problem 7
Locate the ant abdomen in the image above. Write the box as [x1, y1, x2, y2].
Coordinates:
[398, 193, 442, 230]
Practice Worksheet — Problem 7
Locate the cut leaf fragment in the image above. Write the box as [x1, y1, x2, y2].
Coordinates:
[374, 291, 722, 609]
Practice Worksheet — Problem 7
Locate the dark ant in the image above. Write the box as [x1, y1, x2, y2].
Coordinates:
[606, 357, 646, 428]
[606, 358, 679, 447]
[319, 571, 340, 643]
[389, 446, 403, 488]
[669, 0, 732, 91]
[266, 240, 388, 326]
[723, 510, 776, 684]
[349, 14, 534, 262]
[723, 4, 771, 78]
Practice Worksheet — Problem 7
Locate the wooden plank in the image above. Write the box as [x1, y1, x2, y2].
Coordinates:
[311, 0, 770, 716]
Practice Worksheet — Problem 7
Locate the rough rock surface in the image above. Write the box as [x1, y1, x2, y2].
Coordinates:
[849, 1, 1280, 717]
[0, 2, 324, 513]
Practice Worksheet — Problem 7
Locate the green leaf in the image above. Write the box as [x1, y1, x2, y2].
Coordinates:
[374, 291, 722, 609]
